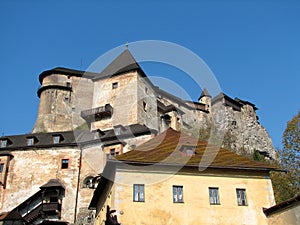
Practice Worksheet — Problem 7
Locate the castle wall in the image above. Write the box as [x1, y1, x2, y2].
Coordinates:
[33, 73, 93, 133]
[137, 76, 159, 131]
[91, 72, 139, 131]
[0, 147, 80, 223]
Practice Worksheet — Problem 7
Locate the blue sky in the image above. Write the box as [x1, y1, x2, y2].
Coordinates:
[0, 1, 299, 149]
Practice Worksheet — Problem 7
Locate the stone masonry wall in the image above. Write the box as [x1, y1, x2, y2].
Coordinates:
[0, 148, 80, 223]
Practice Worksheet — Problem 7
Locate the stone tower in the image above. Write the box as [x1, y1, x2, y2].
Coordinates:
[33, 68, 94, 133]
[198, 88, 211, 112]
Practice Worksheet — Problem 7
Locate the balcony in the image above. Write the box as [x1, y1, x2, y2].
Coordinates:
[81, 104, 113, 122]
[43, 202, 61, 212]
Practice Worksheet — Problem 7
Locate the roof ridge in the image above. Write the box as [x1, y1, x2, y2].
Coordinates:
[92, 49, 142, 81]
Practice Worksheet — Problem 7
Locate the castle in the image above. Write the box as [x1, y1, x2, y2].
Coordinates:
[0, 48, 277, 224]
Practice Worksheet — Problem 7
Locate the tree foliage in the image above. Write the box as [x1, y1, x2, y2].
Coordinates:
[271, 110, 300, 203]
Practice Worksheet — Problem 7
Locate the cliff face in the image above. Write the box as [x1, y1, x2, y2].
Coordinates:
[212, 100, 275, 159]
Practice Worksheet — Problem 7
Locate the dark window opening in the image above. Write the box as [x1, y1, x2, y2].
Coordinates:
[106, 148, 119, 160]
[50, 197, 58, 203]
[112, 82, 118, 89]
[0, 163, 4, 173]
[143, 101, 147, 112]
[61, 159, 69, 169]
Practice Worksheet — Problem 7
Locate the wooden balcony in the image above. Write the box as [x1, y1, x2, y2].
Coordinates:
[81, 104, 113, 122]
[43, 202, 62, 212]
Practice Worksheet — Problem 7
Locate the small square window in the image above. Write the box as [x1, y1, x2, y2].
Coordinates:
[61, 159, 69, 169]
[179, 145, 195, 156]
[106, 148, 119, 160]
[236, 189, 247, 206]
[0, 140, 7, 148]
[53, 136, 60, 144]
[133, 184, 144, 202]
[115, 127, 121, 135]
[66, 82, 71, 88]
[173, 185, 183, 203]
[209, 187, 220, 205]
[27, 138, 34, 146]
[0, 163, 4, 173]
[112, 82, 118, 89]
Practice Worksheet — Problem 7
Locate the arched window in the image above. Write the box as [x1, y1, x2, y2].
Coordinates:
[82, 175, 101, 189]
[82, 176, 94, 189]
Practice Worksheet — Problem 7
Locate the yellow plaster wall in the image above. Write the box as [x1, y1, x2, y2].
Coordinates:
[97, 168, 275, 225]
[267, 204, 300, 225]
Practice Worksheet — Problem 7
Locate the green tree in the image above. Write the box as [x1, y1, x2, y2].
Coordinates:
[271, 110, 300, 203]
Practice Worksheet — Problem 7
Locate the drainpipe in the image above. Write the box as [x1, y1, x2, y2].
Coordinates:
[74, 146, 83, 223]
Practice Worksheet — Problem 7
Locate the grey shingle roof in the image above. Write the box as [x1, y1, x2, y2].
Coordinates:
[39, 67, 97, 84]
[92, 49, 142, 81]
[198, 88, 211, 100]
[0, 124, 156, 151]
[40, 179, 65, 189]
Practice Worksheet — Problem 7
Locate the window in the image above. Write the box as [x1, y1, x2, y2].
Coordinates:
[115, 127, 121, 135]
[66, 82, 71, 88]
[53, 135, 60, 144]
[0, 163, 4, 173]
[143, 101, 147, 112]
[83, 176, 95, 189]
[27, 138, 34, 146]
[179, 145, 195, 156]
[173, 185, 183, 203]
[209, 187, 220, 205]
[236, 189, 247, 206]
[112, 82, 118, 89]
[61, 159, 69, 169]
[106, 148, 119, 160]
[50, 197, 58, 203]
[133, 184, 144, 202]
[0, 140, 7, 148]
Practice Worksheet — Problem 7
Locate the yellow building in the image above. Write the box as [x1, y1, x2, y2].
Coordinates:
[89, 128, 278, 225]
[264, 195, 300, 225]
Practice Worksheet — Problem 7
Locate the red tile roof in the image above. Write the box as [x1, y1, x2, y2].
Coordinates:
[116, 128, 277, 170]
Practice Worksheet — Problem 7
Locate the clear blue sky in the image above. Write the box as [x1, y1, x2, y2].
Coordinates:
[0, 0, 299, 149]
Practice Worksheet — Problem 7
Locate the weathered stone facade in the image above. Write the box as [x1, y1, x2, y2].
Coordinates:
[0, 49, 276, 224]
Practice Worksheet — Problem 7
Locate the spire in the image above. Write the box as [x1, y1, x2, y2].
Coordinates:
[92, 49, 142, 81]
[198, 88, 211, 101]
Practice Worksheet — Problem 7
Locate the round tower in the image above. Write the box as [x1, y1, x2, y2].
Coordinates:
[33, 67, 94, 133]
[198, 88, 211, 112]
